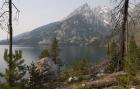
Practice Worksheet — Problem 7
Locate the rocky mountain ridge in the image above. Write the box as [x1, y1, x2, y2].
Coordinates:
[0, 3, 112, 46]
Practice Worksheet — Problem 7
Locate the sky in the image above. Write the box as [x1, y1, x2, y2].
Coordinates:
[0, 0, 139, 40]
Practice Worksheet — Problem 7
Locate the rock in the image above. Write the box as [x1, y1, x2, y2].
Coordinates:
[96, 72, 105, 77]
[82, 83, 86, 87]
[73, 76, 79, 81]
[130, 87, 135, 89]
[68, 76, 80, 83]
[35, 57, 59, 80]
[68, 77, 73, 83]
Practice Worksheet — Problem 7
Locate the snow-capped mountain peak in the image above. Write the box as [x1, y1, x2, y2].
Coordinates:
[67, 3, 93, 19]
[78, 3, 90, 11]
[93, 6, 111, 26]
[66, 4, 111, 26]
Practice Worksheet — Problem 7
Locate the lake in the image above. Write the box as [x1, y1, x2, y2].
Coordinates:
[0, 45, 106, 72]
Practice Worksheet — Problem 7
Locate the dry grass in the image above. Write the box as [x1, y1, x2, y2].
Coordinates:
[69, 84, 83, 89]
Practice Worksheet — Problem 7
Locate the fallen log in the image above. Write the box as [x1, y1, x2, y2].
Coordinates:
[85, 71, 127, 89]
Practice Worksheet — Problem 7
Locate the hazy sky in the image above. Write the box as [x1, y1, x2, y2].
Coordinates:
[0, 0, 139, 40]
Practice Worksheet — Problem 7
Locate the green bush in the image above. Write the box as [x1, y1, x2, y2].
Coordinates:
[116, 74, 134, 88]
[0, 84, 20, 89]
[73, 59, 90, 76]
[65, 59, 90, 77]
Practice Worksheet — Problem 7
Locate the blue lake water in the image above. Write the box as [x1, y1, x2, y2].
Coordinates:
[0, 45, 106, 72]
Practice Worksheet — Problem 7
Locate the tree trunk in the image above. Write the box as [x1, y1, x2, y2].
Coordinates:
[119, 0, 129, 71]
[9, 0, 13, 86]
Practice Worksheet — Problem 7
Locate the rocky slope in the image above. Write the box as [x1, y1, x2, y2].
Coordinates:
[0, 3, 112, 45]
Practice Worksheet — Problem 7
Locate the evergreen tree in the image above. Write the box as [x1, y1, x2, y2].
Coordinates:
[72, 59, 90, 76]
[0, 0, 19, 86]
[39, 49, 50, 59]
[50, 38, 62, 86]
[50, 38, 60, 65]
[106, 40, 120, 73]
[28, 62, 54, 89]
[125, 35, 139, 76]
[28, 63, 43, 89]
[3, 49, 27, 88]
[109, 40, 118, 60]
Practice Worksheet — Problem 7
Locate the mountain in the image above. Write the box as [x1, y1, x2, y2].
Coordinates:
[0, 3, 112, 46]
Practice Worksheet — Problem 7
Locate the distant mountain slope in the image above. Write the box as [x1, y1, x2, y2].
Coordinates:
[0, 3, 112, 45]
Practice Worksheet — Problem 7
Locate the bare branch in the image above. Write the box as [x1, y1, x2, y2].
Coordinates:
[0, 11, 8, 18]
[12, 3, 20, 12]
[1, 1, 8, 10]
[129, 2, 140, 8]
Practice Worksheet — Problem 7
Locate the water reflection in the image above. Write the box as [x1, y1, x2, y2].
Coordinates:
[0, 45, 106, 72]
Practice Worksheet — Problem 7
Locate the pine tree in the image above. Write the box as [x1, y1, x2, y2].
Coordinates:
[0, 0, 20, 87]
[50, 38, 60, 65]
[3, 49, 27, 88]
[50, 38, 62, 85]
[28, 62, 53, 89]
[109, 40, 118, 60]
[106, 40, 119, 73]
[28, 63, 42, 89]
[39, 49, 50, 59]
[125, 35, 139, 76]
[72, 59, 90, 76]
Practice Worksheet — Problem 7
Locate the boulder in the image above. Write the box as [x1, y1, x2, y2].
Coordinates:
[35, 57, 59, 80]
